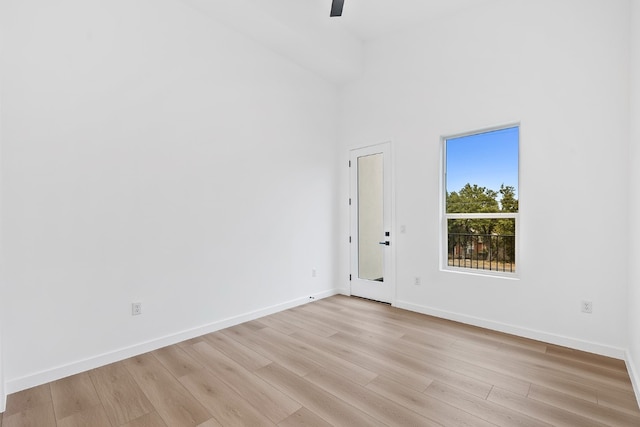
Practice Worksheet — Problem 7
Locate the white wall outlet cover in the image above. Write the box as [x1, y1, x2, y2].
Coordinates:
[132, 303, 142, 316]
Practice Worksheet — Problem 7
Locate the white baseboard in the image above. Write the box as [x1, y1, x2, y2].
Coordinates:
[394, 300, 627, 360]
[626, 350, 640, 410]
[5, 289, 341, 395]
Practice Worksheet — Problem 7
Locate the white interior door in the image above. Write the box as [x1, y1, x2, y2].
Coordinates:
[350, 142, 393, 303]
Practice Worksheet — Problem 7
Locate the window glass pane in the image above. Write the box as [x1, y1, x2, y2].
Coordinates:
[447, 218, 516, 272]
[446, 127, 519, 213]
[358, 153, 384, 281]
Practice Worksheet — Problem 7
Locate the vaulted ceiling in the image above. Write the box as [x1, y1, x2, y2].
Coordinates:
[177, 0, 494, 84]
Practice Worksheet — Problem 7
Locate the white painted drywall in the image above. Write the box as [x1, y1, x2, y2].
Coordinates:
[177, 0, 363, 84]
[0, 330, 4, 412]
[339, 0, 631, 355]
[0, 0, 5, 409]
[628, 0, 640, 404]
[0, 9, 4, 411]
[1, 0, 339, 390]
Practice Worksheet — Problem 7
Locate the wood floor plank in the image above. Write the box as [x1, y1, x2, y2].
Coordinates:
[398, 328, 458, 351]
[184, 340, 301, 423]
[152, 344, 203, 378]
[344, 298, 547, 354]
[398, 333, 532, 395]
[255, 363, 387, 427]
[499, 341, 633, 389]
[49, 372, 102, 421]
[257, 314, 304, 335]
[298, 304, 362, 335]
[446, 338, 603, 402]
[90, 361, 155, 426]
[124, 352, 211, 427]
[179, 368, 276, 427]
[546, 344, 628, 372]
[221, 325, 323, 377]
[3, 384, 52, 417]
[290, 328, 434, 391]
[597, 384, 640, 416]
[257, 327, 378, 386]
[350, 302, 539, 395]
[202, 330, 272, 372]
[365, 374, 495, 427]
[277, 408, 333, 427]
[291, 304, 384, 337]
[456, 336, 632, 392]
[304, 368, 440, 427]
[498, 336, 549, 354]
[304, 295, 352, 311]
[121, 411, 170, 427]
[176, 336, 206, 349]
[527, 384, 640, 426]
[56, 404, 112, 427]
[315, 301, 445, 345]
[294, 305, 406, 340]
[488, 386, 610, 427]
[330, 330, 494, 398]
[424, 381, 551, 427]
[291, 304, 369, 337]
[240, 319, 269, 332]
[2, 401, 56, 427]
[426, 317, 546, 353]
[319, 295, 380, 313]
[196, 418, 224, 427]
[269, 310, 339, 338]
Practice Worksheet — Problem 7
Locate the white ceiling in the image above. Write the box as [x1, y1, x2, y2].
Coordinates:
[178, 0, 493, 83]
[325, 0, 493, 42]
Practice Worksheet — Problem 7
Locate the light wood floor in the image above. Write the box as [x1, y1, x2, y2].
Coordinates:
[2, 295, 640, 426]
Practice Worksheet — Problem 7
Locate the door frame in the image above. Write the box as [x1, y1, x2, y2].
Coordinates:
[349, 141, 396, 305]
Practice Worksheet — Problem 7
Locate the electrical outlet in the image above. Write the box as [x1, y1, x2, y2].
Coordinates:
[414, 277, 421, 286]
[581, 300, 593, 314]
[132, 302, 142, 316]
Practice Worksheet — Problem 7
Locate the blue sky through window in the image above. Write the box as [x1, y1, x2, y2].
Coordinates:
[446, 126, 519, 198]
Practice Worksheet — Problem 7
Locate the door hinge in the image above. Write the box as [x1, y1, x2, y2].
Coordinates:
[348, 160, 351, 167]
[349, 236, 351, 243]
[349, 198, 351, 206]
[349, 274, 352, 281]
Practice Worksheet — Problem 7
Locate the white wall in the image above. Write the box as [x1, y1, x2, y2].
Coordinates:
[1, 0, 339, 391]
[0, 13, 4, 414]
[628, 0, 640, 404]
[339, 0, 631, 356]
[0, 0, 5, 410]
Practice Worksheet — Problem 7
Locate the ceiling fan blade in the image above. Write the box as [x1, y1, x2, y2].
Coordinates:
[330, 0, 344, 17]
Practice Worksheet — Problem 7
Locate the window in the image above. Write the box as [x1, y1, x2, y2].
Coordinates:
[443, 125, 519, 275]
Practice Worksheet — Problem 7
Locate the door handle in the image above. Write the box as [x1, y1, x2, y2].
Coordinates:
[379, 241, 390, 246]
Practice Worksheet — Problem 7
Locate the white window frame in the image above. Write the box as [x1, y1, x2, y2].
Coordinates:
[441, 123, 520, 278]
